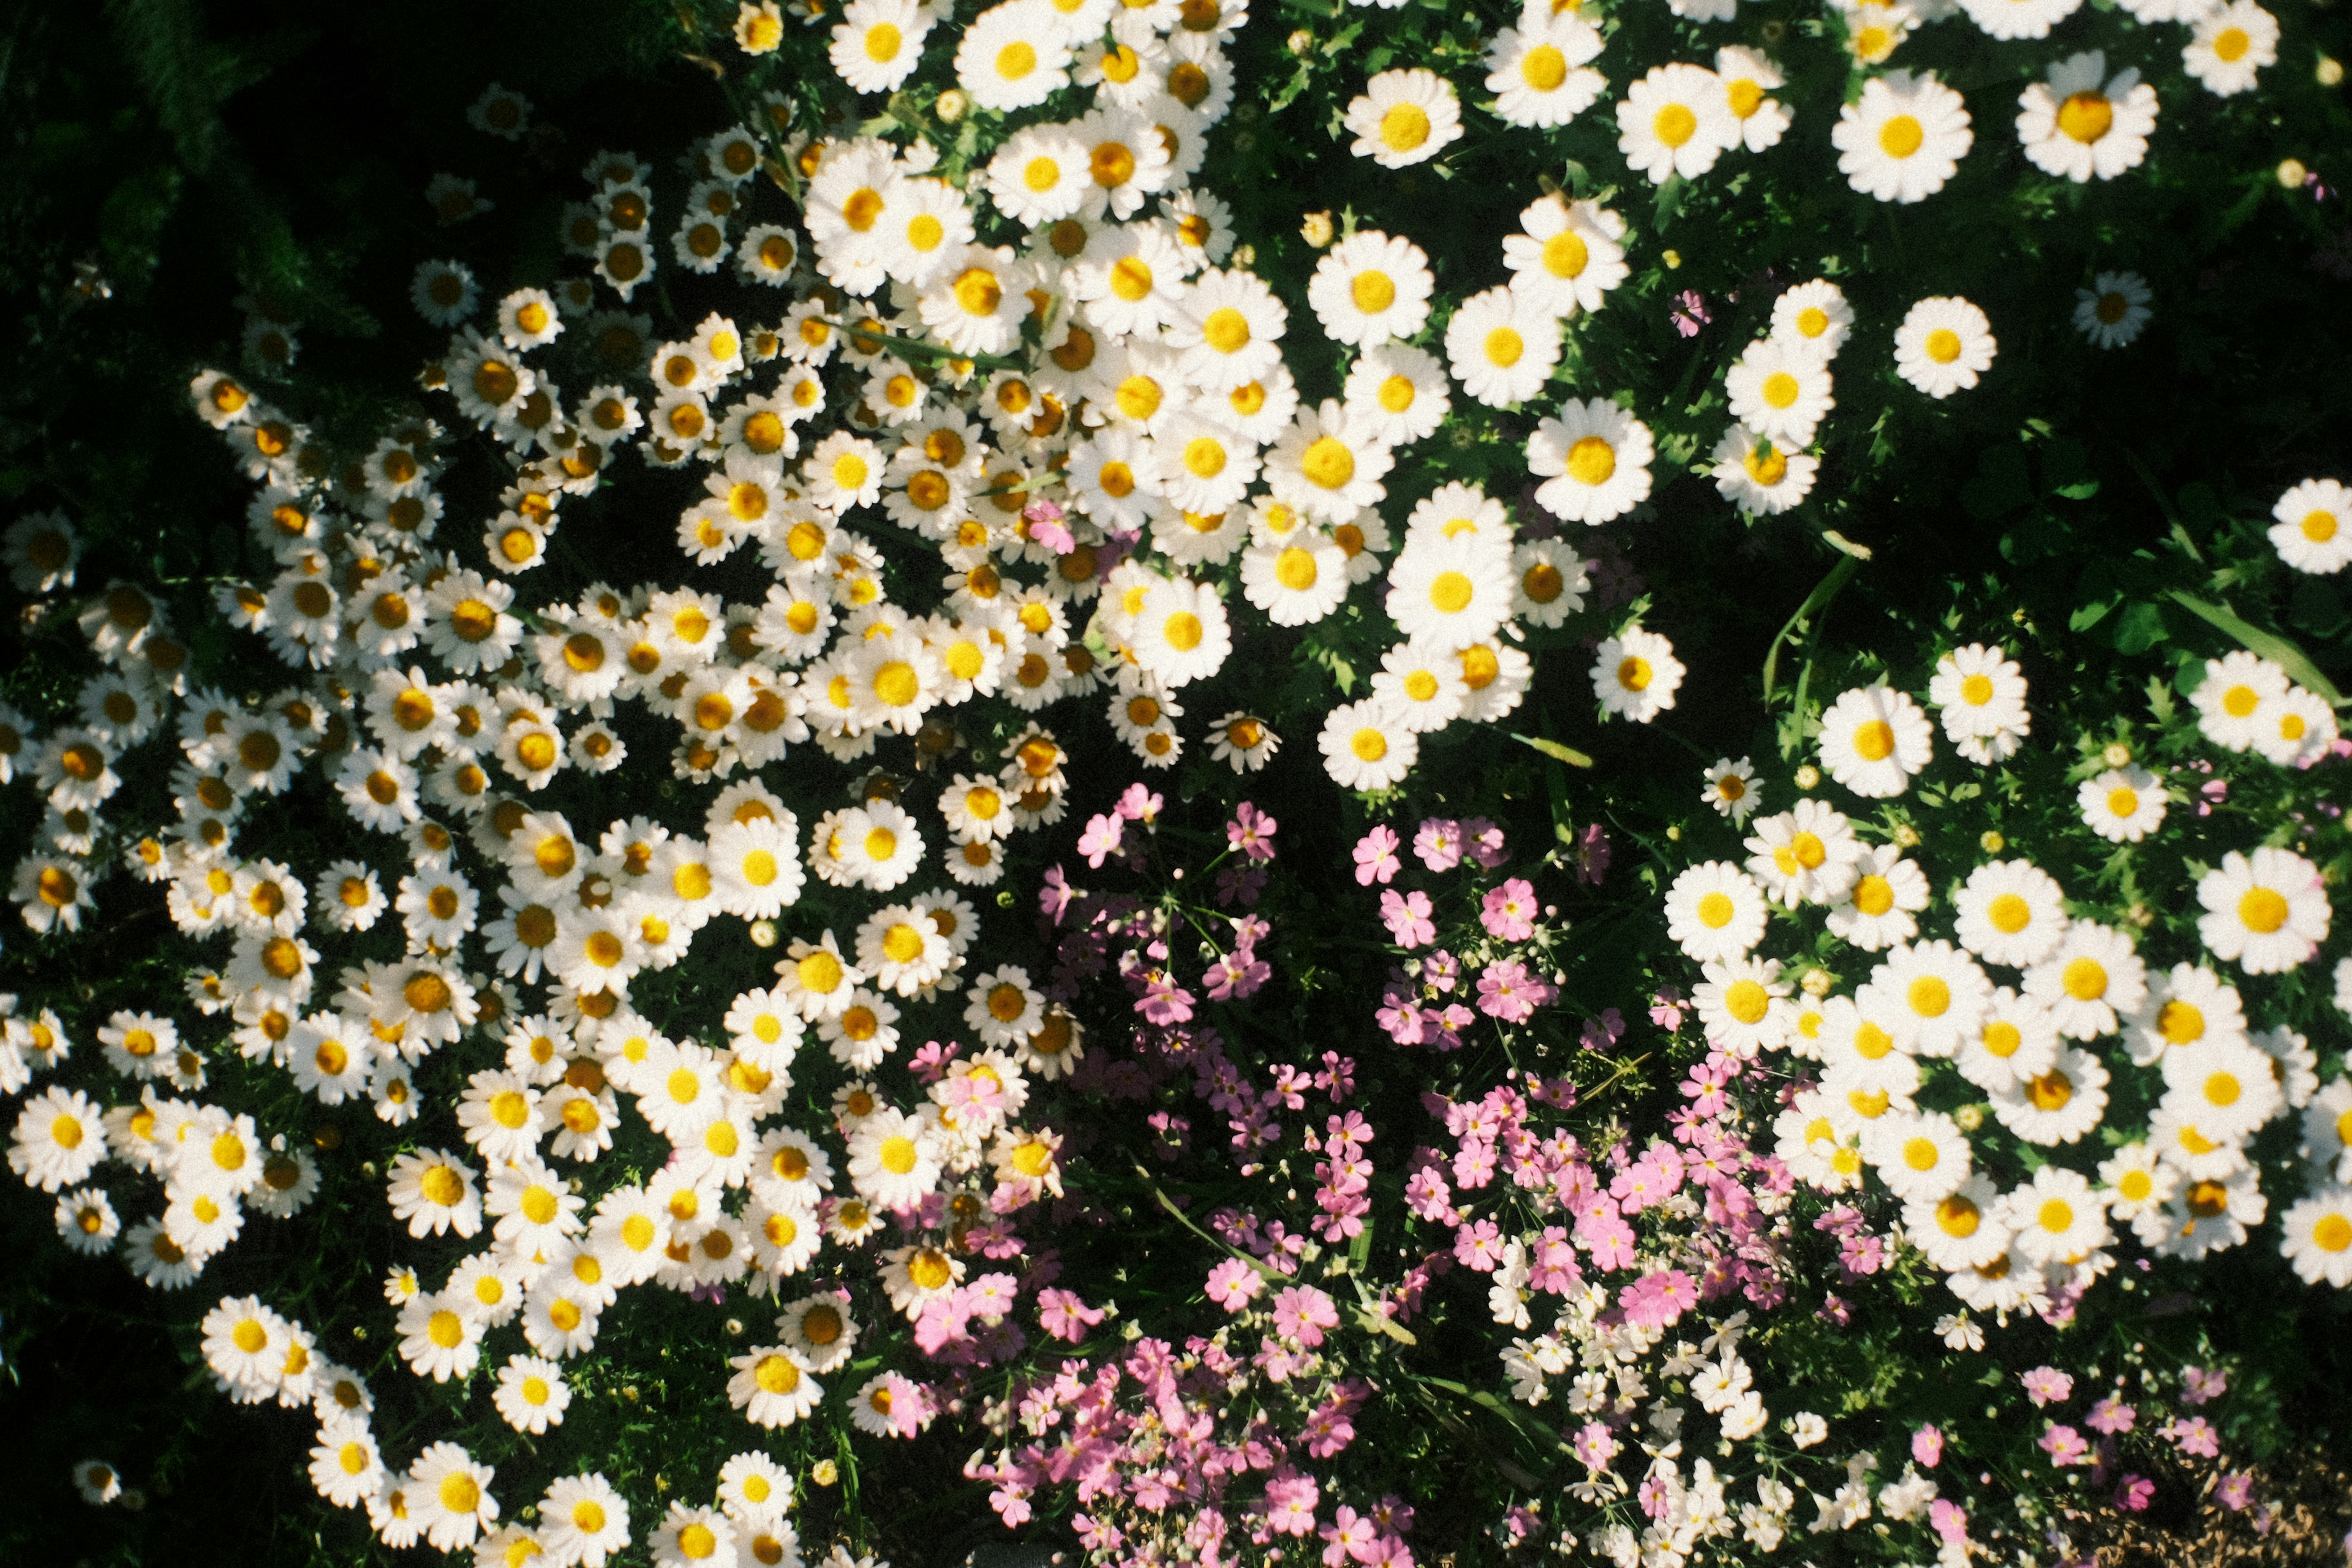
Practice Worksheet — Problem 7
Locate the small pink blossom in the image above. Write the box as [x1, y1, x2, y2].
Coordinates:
[1116, 782, 1164, 822]
[1572, 1422, 1619, 1472]
[1078, 812, 1125, 867]
[1353, 826, 1401, 886]
[2162, 1415, 2221, 1458]
[1462, 818, 1508, 868]
[1229, 802, 1279, 861]
[1036, 1287, 1106, 1343]
[1476, 960, 1553, 1022]
[2086, 1396, 2136, 1434]
[1381, 888, 1436, 948]
[1412, 818, 1463, 872]
[2181, 1366, 2228, 1406]
[2217, 1472, 2255, 1512]
[2040, 1424, 2092, 1467]
[1480, 878, 1538, 940]
[2114, 1476, 2154, 1512]
[1271, 1284, 1340, 1347]
[1206, 1257, 1264, 1311]
[1912, 1425, 1943, 1469]
[2022, 1366, 2075, 1408]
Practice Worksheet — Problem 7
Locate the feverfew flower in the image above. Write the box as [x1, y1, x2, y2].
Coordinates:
[1346, 69, 1464, 169]
[2269, 479, 2352, 575]
[1593, 626, 1683, 723]
[1894, 297, 1996, 398]
[2017, 53, 2157, 183]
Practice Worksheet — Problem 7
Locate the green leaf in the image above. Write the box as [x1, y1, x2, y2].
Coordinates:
[1961, 445, 2032, 521]
[1510, 732, 1593, 768]
[2168, 592, 2347, 707]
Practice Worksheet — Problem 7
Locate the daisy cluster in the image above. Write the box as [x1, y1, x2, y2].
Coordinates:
[1661, 639, 2352, 1332]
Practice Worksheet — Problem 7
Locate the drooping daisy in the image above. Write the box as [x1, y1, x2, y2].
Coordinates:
[2269, 478, 2352, 576]
[1591, 625, 1683, 723]
[2018, 53, 2158, 183]
[2184, 2, 2277, 97]
[1445, 286, 1562, 409]
[1616, 64, 1741, 184]
[1817, 684, 1934, 798]
[2074, 271, 2152, 349]
[1894, 296, 1996, 398]
[1346, 69, 1464, 169]
[1319, 700, 1419, 791]
[2197, 847, 2329, 974]
[1486, 10, 1607, 129]
[1711, 426, 1819, 516]
[1833, 72, 1973, 203]
[1529, 398, 1654, 524]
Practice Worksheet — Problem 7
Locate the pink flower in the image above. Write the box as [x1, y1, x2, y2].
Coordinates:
[1452, 1218, 1506, 1271]
[1476, 960, 1553, 1022]
[1229, 802, 1279, 861]
[2181, 1366, 2228, 1406]
[1912, 1425, 1944, 1469]
[1480, 878, 1537, 940]
[1264, 1472, 1321, 1536]
[1462, 818, 1508, 868]
[1321, 1507, 1378, 1567]
[1271, 1284, 1341, 1347]
[1618, 1268, 1698, 1329]
[2114, 1475, 2154, 1512]
[2217, 1472, 2255, 1512]
[1413, 818, 1463, 872]
[1572, 1422, 1619, 1472]
[1381, 888, 1436, 948]
[1117, 783, 1164, 822]
[1078, 812, 1125, 867]
[2039, 1424, 2092, 1467]
[2086, 1396, 2136, 1434]
[1206, 1257, 1264, 1311]
[1036, 1287, 1106, 1343]
[1353, 826, 1401, 886]
[1648, 987, 1686, 1031]
[1928, 1499, 1969, 1545]
[2022, 1366, 2075, 1408]
[1580, 1008, 1626, 1052]
[1571, 822, 1610, 884]
[2162, 1416, 2221, 1458]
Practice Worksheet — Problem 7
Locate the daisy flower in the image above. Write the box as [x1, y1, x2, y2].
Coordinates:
[1486, 11, 1607, 129]
[1211, 712, 1280, 773]
[2078, 766, 2166, 842]
[1369, 641, 1469, 731]
[542, 1475, 631, 1567]
[2004, 1167, 2111, 1266]
[1953, 859, 2069, 968]
[2160, 1038, 2285, 1142]
[2190, 651, 2288, 752]
[1771, 278, 1853, 360]
[2024, 922, 2146, 1039]
[1502, 195, 1627, 320]
[831, 0, 933, 94]
[1665, 861, 1771, 964]
[1928, 643, 2030, 761]
[2018, 53, 2157, 183]
[2184, 2, 2277, 97]
[1956, 987, 2060, 1095]
[1833, 72, 1972, 204]
[1344, 341, 1450, 446]
[954, 0, 1071, 112]
[1817, 684, 1934, 798]
[1745, 798, 1863, 908]
[1265, 399, 1392, 524]
[9, 1085, 107, 1192]
[2280, 1186, 2352, 1287]
[1702, 756, 1762, 823]
[1716, 46, 1792, 153]
[1868, 1110, 1971, 1204]
[1385, 530, 1516, 651]
[1306, 229, 1434, 347]
[1591, 625, 1683, 722]
[1958, 0, 2082, 39]
[1712, 424, 1819, 517]
[1826, 843, 1930, 952]
[1866, 940, 1990, 1057]
[2198, 848, 2329, 974]
[1693, 957, 1793, 1057]
[1616, 63, 1740, 184]
[1240, 532, 1351, 626]
[1446, 286, 1561, 408]
[1894, 296, 1996, 398]
[1510, 538, 1588, 627]
[1529, 398, 1654, 524]
[1319, 700, 1419, 790]
[1725, 337, 1834, 451]
[2269, 478, 2352, 575]
[1346, 69, 1463, 168]
[2075, 271, 2152, 349]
